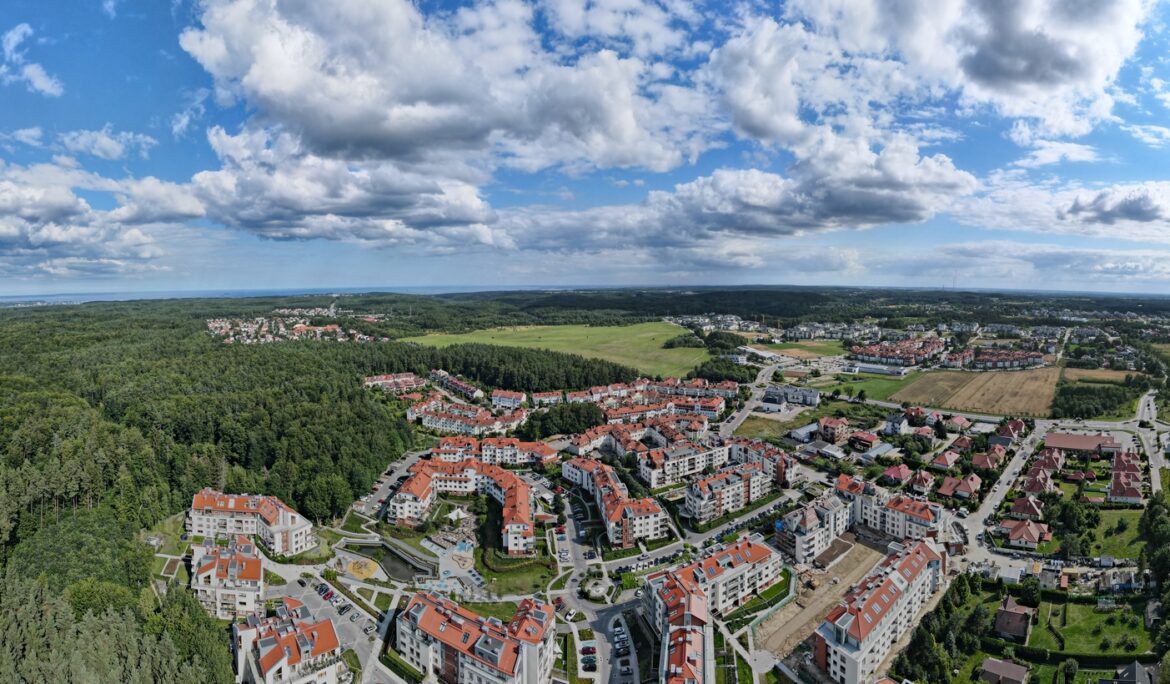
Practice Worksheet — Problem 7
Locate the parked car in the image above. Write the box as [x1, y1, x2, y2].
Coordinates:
[583, 663, 597, 672]
[581, 646, 596, 655]
[621, 667, 633, 675]
[616, 647, 630, 656]
[296, 578, 307, 587]
[350, 612, 361, 622]
[364, 624, 377, 635]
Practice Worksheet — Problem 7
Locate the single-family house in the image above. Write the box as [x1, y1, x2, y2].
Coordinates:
[993, 596, 1034, 643]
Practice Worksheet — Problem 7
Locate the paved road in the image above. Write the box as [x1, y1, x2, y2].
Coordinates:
[267, 577, 382, 674]
[358, 448, 430, 518]
[719, 363, 780, 439]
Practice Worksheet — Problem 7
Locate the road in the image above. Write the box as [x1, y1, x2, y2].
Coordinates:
[719, 363, 780, 438]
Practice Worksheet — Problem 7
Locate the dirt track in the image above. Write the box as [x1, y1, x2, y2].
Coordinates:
[756, 541, 886, 656]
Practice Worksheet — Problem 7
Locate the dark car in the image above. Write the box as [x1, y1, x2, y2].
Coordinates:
[583, 663, 597, 672]
[296, 578, 307, 587]
[581, 646, 595, 655]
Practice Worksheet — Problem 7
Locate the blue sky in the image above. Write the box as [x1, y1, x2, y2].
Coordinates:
[3, 0, 1170, 296]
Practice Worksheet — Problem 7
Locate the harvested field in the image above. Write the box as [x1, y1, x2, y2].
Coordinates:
[756, 538, 885, 657]
[890, 368, 1059, 416]
[1061, 367, 1136, 384]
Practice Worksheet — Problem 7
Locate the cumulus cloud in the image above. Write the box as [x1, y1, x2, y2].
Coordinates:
[1012, 140, 1100, 167]
[59, 125, 158, 160]
[1, 24, 64, 97]
[0, 157, 204, 278]
[1123, 124, 1170, 148]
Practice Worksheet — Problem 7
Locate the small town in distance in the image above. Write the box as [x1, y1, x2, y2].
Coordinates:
[101, 293, 1170, 684]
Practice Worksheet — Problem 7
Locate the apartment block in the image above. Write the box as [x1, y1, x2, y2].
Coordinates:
[190, 536, 264, 620]
[188, 488, 315, 556]
[396, 592, 556, 684]
[638, 442, 731, 488]
[390, 459, 536, 555]
[814, 540, 947, 684]
[232, 598, 342, 684]
[563, 458, 668, 548]
[684, 462, 772, 524]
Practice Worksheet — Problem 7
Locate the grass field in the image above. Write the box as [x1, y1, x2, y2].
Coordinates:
[754, 339, 846, 358]
[1060, 368, 1136, 384]
[401, 322, 709, 377]
[890, 368, 1059, 416]
[1028, 600, 1152, 653]
[1086, 509, 1145, 559]
[461, 601, 519, 621]
[734, 399, 888, 439]
[822, 372, 919, 401]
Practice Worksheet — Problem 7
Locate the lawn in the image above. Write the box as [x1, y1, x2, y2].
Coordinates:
[402, 321, 710, 377]
[374, 592, 393, 611]
[822, 372, 919, 401]
[736, 653, 755, 684]
[143, 513, 190, 557]
[341, 511, 371, 534]
[735, 399, 888, 440]
[1028, 664, 1114, 684]
[341, 649, 361, 680]
[1028, 600, 1152, 654]
[756, 339, 846, 358]
[1086, 509, 1145, 559]
[461, 601, 519, 621]
[475, 501, 557, 594]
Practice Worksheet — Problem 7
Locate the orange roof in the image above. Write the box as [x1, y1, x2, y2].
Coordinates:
[403, 593, 553, 676]
[825, 540, 942, 644]
[191, 487, 296, 526]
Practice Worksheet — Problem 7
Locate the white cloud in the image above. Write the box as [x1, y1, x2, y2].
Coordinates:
[1123, 123, 1170, 148]
[1, 24, 64, 97]
[59, 125, 158, 160]
[102, 0, 120, 19]
[1012, 140, 1101, 167]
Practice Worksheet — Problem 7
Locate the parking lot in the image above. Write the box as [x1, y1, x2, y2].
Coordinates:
[266, 577, 383, 667]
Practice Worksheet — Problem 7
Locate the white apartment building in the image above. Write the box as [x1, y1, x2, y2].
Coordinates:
[389, 459, 536, 555]
[563, 458, 669, 548]
[188, 488, 315, 556]
[396, 592, 556, 684]
[815, 540, 947, 684]
[644, 534, 786, 617]
[190, 536, 264, 620]
[491, 390, 527, 410]
[430, 437, 557, 467]
[684, 463, 773, 524]
[232, 598, 342, 684]
[777, 492, 852, 565]
[638, 442, 731, 488]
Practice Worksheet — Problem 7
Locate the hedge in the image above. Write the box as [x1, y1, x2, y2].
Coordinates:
[381, 646, 424, 684]
[978, 636, 1159, 668]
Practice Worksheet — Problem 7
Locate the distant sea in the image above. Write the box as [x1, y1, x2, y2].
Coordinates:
[0, 285, 564, 307]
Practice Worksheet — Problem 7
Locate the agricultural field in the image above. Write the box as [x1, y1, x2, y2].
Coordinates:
[890, 368, 1060, 416]
[754, 339, 846, 358]
[402, 321, 709, 377]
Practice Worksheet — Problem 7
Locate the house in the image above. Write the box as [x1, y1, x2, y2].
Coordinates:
[931, 450, 961, 470]
[910, 470, 935, 495]
[1044, 431, 1121, 456]
[1033, 448, 1065, 472]
[530, 391, 563, 407]
[945, 415, 972, 432]
[764, 384, 821, 407]
[994, 596, 1034, 642]
[999, 520, 1052, 550]
[938, 473, 981, 499]
[1009, 496, 1044, 521]
[884, 413, 910, 436]
[818, 416, 849, 444]
[980, 657, 1029, 684]
[1096, 661, 1156, 684]
[850, 431, 881, 452]
[1098, 569, 1141, 594]
[881, 464, 912, 486]
[190, 536, 263, 620]
[952, 436, 973, 451]
[860, 442, 895, 464]
[1022, 469, 1058, 496]
[973, 445, 1007, 470]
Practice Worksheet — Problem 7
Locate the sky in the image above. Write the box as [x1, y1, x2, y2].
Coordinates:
[4, 0, 1170, 296]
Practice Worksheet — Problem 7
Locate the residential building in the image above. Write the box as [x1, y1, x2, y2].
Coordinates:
[530, 391, 562, 407]
[777, 492, 852, 565]
[883, 413, 910, 436]
[909, 470, 934, 495]
[492, 389, 527, 410]
[931, 450, 961, 470]
[643, 536, 785, 617]
[998, 520, 1052, 550]
[190, 536, 263, 620]
[396, 592, 556, 684]
[994, 596, 1034, 642]
[685, 463, 772, 524]
[980, 658, 1029, 684]
[1009, 496, 1044, 521]
[638, 442, 731, 488]
[814, 540, 947, 684]
[648, 377, 739, 399]
[1096, 661, 1155, 684]
[641, 563, 714, 684]
[232, 598, 342, 684]
[188, 488, 314, 556]
[819, 417, 850, 444]
[390, 459, 535, 555]
[429, 436, 557, 467]
[938, 474, 981, 499]
[764, 385, 820, 407]
[1043, 432, 1121, 456]
[881, 464, 912, 486]
[564, 458, 668, 548]
[363, 372, 427, 393]
[429, 369, 485, 400]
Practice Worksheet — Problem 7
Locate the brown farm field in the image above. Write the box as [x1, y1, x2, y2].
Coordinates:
[890, 368, 1060, 416]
